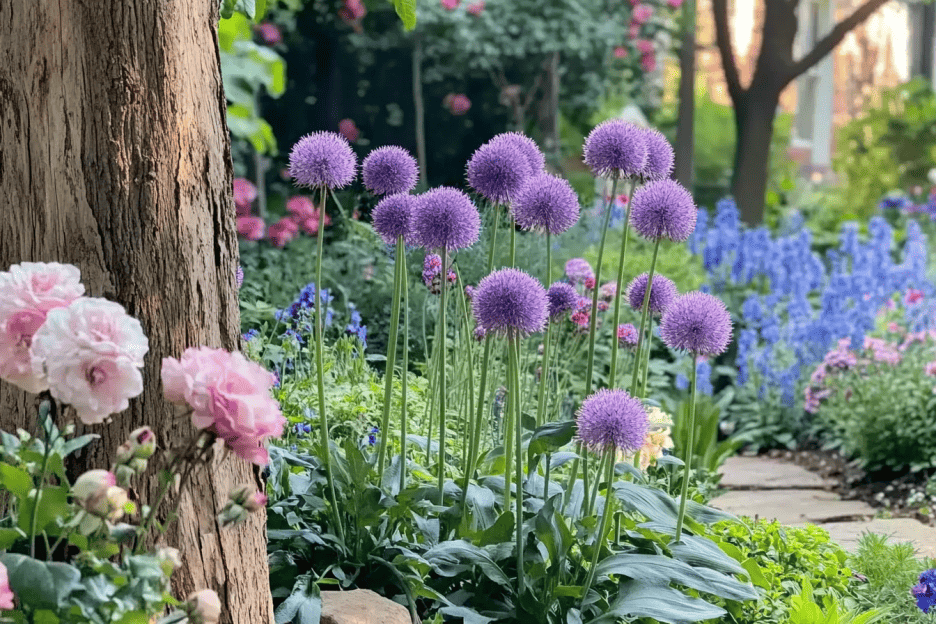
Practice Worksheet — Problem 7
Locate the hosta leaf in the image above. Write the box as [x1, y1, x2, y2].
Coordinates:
[588, 580, 725, 624]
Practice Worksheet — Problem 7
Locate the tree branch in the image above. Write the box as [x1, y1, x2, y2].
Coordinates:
[787, 0, 891, 83]
[712, 0, 745, 104]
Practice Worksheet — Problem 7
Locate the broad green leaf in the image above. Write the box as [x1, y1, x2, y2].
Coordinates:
[1, 554, 79, 610]
[0, 464, 32, 498]
[479, 511, 514, 547]
[0, 528, 24, 549]
[274, 576, 321, 624]
[669, 534, 746, 576]
[588, 580, 725, 624]
[528, 420, 575, 457]
[439, 606, 493, 624]
[594, 553, 756, 602]
[17, 486, 69, 534]
[392, 0, 418, 30]
[423, 540, 510, 586]
[464, 483, 497, 530]
[61, 434, 99, 457]
[613, 481, 679, 526]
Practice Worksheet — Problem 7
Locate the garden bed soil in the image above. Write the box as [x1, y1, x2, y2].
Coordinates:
[763, 446, 936, 527]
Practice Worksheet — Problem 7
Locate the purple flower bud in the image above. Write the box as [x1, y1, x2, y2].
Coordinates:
[362, 146, 419, 195]
[412, 187, 481, 251]
[472, 268, 548, 338]
[584, 120, 648, 178]
[466, 140, 532, 204]
[372, 193, 416, 244]
[576, 388, 649, 453]
[288, 131, 357, 189]
[640, 127, 675, 181]
[512, 173, 580, 235]
[626, 273, 678, 315]
[546, 282, 579, 320]
[630, 179, 697, 242]
[660, 291, 733, 357]
[489, 132, 546, 174]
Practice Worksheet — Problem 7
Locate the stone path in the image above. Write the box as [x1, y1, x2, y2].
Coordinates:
[710, 456, 936, 558]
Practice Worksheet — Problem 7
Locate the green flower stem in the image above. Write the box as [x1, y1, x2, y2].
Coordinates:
[436, 247, 449, 505]
[509, 337, 525, 597]
[582, 453, 591, 517]
[535, 232, 553, 429]
[608, 179, 637, 389]
[400, 269, 410, 492]
[460, 334, 493, 515]
[580, 446, 616, 608]
[674, 353, 698, 542]
[584, 178, 619, 395]
[425, 314, 443, 466]
[510, 221, 517, 267]
[488, 204, 500, 272]
[639, 317, 655, 398]
[315, 186, 344, 543]
[503, 344, 515, 515]
[455, 271, 476, 521]
[377, 235, 406, 480]
[29, 401, 54, 559]
[629, 239, 661, 398]
[543, 454, 551, 500]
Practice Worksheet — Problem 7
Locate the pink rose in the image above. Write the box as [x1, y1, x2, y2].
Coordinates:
[926, 361, 936, 377]
[613, 46, 627, 59]
[237, 216, 266, 241]
[444, 94, 471, 115]
[30, 298, 148, 424]
[466, 1, 484, 15]
[667, 0, 684, 7]
[286, 196, 316, 219]
[161, 347, 285, 465]
[0, 262, 85, 393]
[338, 118, 359, 143]
[232, 178, 257, 215]
[255, 22, 282, 46]
[632, 4, 653, 24]
[636, 39, 654, 55]
[641, 52, 657, 72]
[267, 217, 300, 248]
[628, 23, 640, 38]
[339, 0, 367, 21]
[441, 0, 460, 9]
[0, 562, 13, 610]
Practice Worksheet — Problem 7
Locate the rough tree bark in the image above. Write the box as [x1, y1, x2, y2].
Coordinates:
[673, 0, 697, 189]
[0, 2, 274, 623]
[712, 0, 891, 224]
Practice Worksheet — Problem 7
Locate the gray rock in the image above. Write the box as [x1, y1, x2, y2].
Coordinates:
[321, 589, 413, 624]
[710, 489, 876, 524]
[719, 456, 832, 490]
[817, 518, 936, 558]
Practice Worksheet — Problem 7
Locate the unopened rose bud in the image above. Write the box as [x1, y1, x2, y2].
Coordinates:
[73, 470, 117, 507]
[243, 491, 268, 513]
[128, 457, 148, 474]
[187, 589, 222, 624]
[129, 426, 156, 459]
[227, 484, 266, 512]
[157, 547, 182, 576]
[217, 502, 248, 528]
[115, 442, 135, 465]
[115, 464, 135, 487]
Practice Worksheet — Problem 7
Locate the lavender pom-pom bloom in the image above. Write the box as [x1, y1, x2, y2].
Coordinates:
[660, 291, 733, 357]
[412, 187, 481, 251]
[630, 179, 697, 242]
[912, 569, 936, 613]
[576, 389, 649, 454]
[546, 282, 579, 320]
[372, 193, 416, 244]
[512, 174, 580, 234]
[288, 131, 357, 189]
[490, 132, 546, 174]
[564, 258, 594, 284]
[583, 120, 648, 179]
[640, 127, 675, 181]
[467, 140, 532, 204]
[626, 273, 678, 315]
[472, 268, 548, 338]
[362, 146, 418, 195]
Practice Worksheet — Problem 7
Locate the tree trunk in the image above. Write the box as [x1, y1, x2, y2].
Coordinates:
[673, 0, 697, 188]
[0, 2, 274, 623]
[730, 88, 780, 225]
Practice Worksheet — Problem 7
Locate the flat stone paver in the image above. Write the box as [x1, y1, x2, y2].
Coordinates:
[816, 518, 936, 558]
[710, 489, 876, 524]
[719, 456, 832, 490]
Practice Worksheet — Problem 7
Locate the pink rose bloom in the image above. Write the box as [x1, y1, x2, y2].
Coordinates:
[0, 262, 85, 393]
[466, 1, 484, 15]
[613, 46, 627, 59]
[0, 562, 13, 610]
[636, 39, 654, 55]
[641, 52, 657, 72]
[632, 4, 653, 24]
[441, 0, 460, 9]
[338, 118, 359, 143]
[161, 347, 285, 465]
[255, 22, 282, 46]
[339, 0, 367, 22]
[232, 178, 257, 215]
[628, 23, 640, 38]
[237, 216, 266, 241]
[31, 298, 148, 424]
[444, 94, 471, 115]
[267, 217, 300, 248]
[286, 196, 316, 219]
[667, 0, 684, 7]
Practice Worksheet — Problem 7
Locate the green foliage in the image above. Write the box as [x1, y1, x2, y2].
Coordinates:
[831, 79, 936, 221]
[668, 395, 742, 475]
[393, 0, 418, 30]
[785, 580, 883, 624]
[848, 532, 936, 623]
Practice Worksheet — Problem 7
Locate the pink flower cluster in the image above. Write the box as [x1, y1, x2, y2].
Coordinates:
[466, 1, 485, 15]
[254, 22, 282, 46]
[339, 0, 366, 28]
[162, 347, 285, 465]
[0, 563, 13, 609]
[0, 263, 149, 424]
[444, 93, 471, 116]
[234, 178, 333, 248]
[338, 118, 360, 143]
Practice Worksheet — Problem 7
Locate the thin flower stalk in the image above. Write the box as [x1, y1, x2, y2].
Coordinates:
[629, 239, 661, 397]
[608, 179, 638, 388]
[377, 234, 406, 479]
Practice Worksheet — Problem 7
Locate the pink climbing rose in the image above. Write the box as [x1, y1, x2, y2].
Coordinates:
[338, 118, 360, 143]
[613, 46, 627, 58]
[632, 4, 653, 24]
[641, 52, 657, 72]
[236, 215, 266, 241]
[267, 217, 300, 248]
[255, 22, 282, 45]
[31, 298, 149, 425]
[232, 178, 257, 215]
[444, 93, 471, 115]
[441, 0, 460, 9]
[0, 262, 85, 393]
[0, 562, 13, 610]
[636, 39, 654, 55]
[466, 1, 484, 15]
[161, 347, 285, 465]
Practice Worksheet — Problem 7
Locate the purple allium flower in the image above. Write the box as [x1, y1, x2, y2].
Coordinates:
[362, 146, 419, 195]
[472, 268, 548, 338]
[288, 131, 357, 189]
[626, 273, 678, 315]
[630, 179, 697, 242]
[660, 291, 733, 357]
[372, 193, 416, 244]
[422, 253, 457, 294]
[473, 326, 486, 342]
[640, 127, 675, 181]
[465, 285, 475, 300]
[466, 140, 532, 204]
[512, 173, 580, 235]
[546, 282, 579, 320]
[617, 323, 638, 348]
[576, 388, 649, 453]
[565, 258, 594, 284]
[412, 187, 481, 251]
[600, 282, 617, 300]
[489, 132, 546, 175]
[236, 265, 244, 289]
[912, 569, 936, 613]
[583, 119, 648, 179]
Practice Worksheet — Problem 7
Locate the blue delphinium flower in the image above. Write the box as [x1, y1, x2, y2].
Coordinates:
[675, 374, 689, 391]
[368, 426, 380, 446]
[294, 422, 312, 436]
[736, 329, 758, 385]
[912, 569, 936, 613]
[696, 360, 713, 395]
[242, 329, 260, 342]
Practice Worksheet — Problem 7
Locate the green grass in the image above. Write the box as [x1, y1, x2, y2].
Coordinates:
[848, 532, 936, 623]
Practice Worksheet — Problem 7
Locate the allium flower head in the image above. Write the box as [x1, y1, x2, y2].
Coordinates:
[466, 140, 532, 204]
[489, 132, 546, 175]
[546, 282, 579, 319]
[412, 187, 481, 251]
[660, 291, 733, 356]
[630, 179, 697, 242]
[640, 127, 675, 181]
[617, 323, 638, 348]
[626, 273, 677, 315]
[472, 268, 548, 338]
[512, 173, 580, 234]
[576, 388, 649, 453]
[583, 119, 648, 178]
[362, 146, 419, 196]
[372, 193, 416, 244]
[288, 131, 357, 189]
[564, 258, 594, 284]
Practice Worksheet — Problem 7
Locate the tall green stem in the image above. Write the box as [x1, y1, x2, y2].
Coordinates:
[639, 317, 654, 398]
[629, 239, 661, 398]
[455, 271, 476, 522]
[314, 186, 344, 542]
[536, 233, 553, 429]
[503, 344, 515, 514]
[488, 204, 500, 272]
[509, 337, 525, 596]
[510, 222, 517, 267]
[437, 247, 449, 505]
[377, 236, 406, 479]
[674, 354, 698, 542]
[580, 447, 616, 608]
[460, 334, 493, 515]
[608, 180, 637, 388]
[584, 178, 619, 395]
[400, 268, 410, 492]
